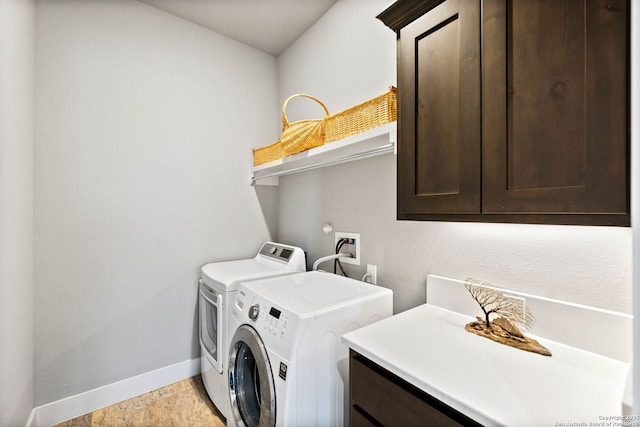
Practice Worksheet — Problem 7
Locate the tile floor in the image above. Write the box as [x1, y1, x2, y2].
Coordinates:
[52, 376, 226, 427]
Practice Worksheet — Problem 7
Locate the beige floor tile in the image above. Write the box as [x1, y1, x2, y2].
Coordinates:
[49, 376, 224, 427]
[51, 413, 92, 427]
[90, 405, 148, 427]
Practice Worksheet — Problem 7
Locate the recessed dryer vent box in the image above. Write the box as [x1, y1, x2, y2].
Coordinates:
[335, 232, 360, 265]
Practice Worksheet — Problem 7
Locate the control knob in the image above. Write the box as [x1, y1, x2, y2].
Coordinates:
[248, 304, 260, 321]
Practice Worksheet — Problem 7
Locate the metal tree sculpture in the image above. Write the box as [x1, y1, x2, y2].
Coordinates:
[463, 278, 549, 356]
[464, 278, 534, 331]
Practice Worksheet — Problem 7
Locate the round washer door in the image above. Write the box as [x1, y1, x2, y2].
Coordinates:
[228, 325, 276, 427]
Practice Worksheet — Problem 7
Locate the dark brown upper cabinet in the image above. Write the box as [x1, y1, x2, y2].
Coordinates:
[379, 0, 630, 226]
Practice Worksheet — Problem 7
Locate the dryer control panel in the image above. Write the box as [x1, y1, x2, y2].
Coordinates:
[259, 243, 293, 261]
[255, 242, 306, 271]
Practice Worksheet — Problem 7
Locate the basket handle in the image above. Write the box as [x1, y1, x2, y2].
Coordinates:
[282, 94, 330, 129]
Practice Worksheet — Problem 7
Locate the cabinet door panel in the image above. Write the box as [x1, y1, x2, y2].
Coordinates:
[349, 351, 477, 426]
[482, 0, 629, 221]
[509, 1, 586, 191]
[416, 15, 460, 196]
[397, 0, 481, 216]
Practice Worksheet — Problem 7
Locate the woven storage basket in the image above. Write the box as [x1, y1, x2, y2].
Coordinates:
[280, 93, 330, 156]
[253, 140, 284, 166]
[324, 86, 397, 143]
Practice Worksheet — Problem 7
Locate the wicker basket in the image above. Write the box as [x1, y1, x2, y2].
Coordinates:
[252, 87, 396, 166]
[280, 93, 330, 156]
[252, 140, 284, 166]
[324, 86, 397, 143]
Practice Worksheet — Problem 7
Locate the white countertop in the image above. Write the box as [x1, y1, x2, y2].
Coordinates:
[342, 304, 629, 427]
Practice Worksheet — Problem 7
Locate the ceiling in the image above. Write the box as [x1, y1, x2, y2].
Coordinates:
[139, 0, 339, 56]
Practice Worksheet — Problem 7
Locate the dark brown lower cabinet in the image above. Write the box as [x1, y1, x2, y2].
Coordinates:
[349, 350, 482, 427]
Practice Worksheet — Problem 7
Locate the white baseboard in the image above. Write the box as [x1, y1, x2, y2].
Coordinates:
[26, 357, 201, 427]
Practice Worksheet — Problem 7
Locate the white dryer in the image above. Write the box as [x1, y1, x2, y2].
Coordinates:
[199, 242, 305, 419]
[227, 271, 393, 427]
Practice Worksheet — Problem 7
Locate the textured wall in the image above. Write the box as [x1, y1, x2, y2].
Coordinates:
[279, 155, 632, 314]
[34, 0, 278, 405]
[276, 0, 632, 315]
[0, 0, 35, 424]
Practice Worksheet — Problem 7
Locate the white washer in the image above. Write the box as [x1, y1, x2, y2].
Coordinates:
[199, 242, 305, 419]
[227, 271, 393, 427]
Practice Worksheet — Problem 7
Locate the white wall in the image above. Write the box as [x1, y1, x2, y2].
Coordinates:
[0, 0, 35, 424]
[34, 0, 278, 405]
[277, 0, 633, 315]
[278, 0, 396, 122]
[25, 0, 637, 415]
[0, 0, 35, 423]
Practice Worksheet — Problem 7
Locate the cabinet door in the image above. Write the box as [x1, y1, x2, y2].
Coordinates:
[482, 0, 629, 225]
[349, 350, 482, 426]
[397, 0, 481, 218]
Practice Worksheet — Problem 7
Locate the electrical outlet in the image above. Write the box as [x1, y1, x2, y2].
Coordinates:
[335, 232, 360, 265]
[366, 264, 377, 285]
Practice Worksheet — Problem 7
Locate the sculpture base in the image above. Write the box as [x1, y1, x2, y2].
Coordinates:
[465, 319, 552, 357]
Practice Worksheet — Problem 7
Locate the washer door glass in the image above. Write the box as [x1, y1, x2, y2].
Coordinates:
[229, 325, 275, 427]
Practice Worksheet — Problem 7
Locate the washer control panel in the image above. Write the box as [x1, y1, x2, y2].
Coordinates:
[239, 296, 289, 340]
[233, 287, 302, 358]
[260, 306, 289, 338]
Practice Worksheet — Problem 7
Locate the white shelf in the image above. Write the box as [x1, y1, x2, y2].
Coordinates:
[251, 122, 396, 186]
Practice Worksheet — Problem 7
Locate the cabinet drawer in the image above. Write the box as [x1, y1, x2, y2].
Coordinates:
[350, 404, 380, 427]
[349, 350, 481, 427]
